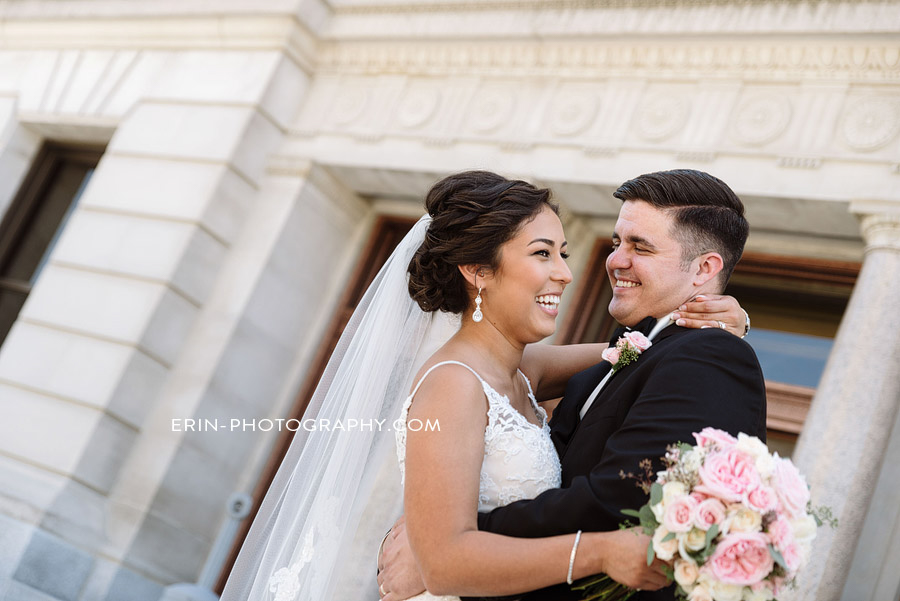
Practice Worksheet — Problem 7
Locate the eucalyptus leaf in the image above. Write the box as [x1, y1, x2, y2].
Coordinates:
[650, 483, 663, 506]
[704, 524, 719, 549]
[621, 509, 642, 519]
[769, 545, 788, 570]
[646, 540, 655, 566]
[661, 532, 676, 542]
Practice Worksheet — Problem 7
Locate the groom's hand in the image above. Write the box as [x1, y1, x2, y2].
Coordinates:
[377, 516, 426, 600]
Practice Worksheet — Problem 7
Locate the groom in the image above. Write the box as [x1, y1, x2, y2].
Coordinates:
[386, 169, 767, 600]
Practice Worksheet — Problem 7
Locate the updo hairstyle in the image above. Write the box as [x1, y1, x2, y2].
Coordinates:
[407, 170, 558, 314]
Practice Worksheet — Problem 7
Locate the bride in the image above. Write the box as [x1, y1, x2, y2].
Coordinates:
[221, 171, 747, 601]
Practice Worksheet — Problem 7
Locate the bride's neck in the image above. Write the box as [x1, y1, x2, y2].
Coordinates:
[451, 320, 525, 381]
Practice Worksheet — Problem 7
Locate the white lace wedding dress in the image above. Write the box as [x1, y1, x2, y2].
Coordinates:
[395, 361, 562, 601]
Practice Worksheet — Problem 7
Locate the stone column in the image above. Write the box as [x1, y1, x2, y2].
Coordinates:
[788, 201, 900, 601]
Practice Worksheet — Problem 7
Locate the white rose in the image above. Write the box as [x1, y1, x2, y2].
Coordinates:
[687, 583, 713, 601]
[674, 558, 700, 587]
[742, 583, 775, 601]
[727, 506, 762, 533]
[652, 527, 678, 561]
[707, 579, 743, 601]
[663, 481, 688, 503]
[682, 449, 703, 475]
[736, 433, 768, 459]
[684, 527, 707, 551]
[790, 514, 818, 544]
[651, 501, 665, 523]
[755, 453, 775, 480]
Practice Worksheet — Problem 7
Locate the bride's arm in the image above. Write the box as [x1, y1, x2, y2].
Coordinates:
[522, 294, 748, 400]
[395, 365, 666, 597]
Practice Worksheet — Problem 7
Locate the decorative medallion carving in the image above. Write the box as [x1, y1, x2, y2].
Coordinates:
[330, 84, 370, 126]
[840, 98, 900, 152]
[396, 86, 441, 129]
[732, 93, 792, 146]
[546, 89, 599, 137]
[469, 87, 516, 133]
[633, 93, 690, 141]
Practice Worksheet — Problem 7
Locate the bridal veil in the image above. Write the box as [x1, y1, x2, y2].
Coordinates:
[222, 214, 457, 601]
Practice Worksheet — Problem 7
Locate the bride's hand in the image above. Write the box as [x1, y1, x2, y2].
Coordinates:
[377, 516, 427, 601]
[672, 294, 748, 338]
[594, 528, 670, 591]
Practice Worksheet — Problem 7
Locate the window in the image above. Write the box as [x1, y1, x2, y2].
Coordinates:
[0, 143, 104, 346]
[558, 240, 859, 457]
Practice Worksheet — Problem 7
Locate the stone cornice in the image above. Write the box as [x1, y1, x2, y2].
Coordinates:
[317, 40, 900, 80]
[0, 14, 321, 74]
[328, 0, 886, 10]
[325, 0, 900, 37]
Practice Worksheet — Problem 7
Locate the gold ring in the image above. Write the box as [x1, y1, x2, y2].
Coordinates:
[717, 320, 726, 330]
[380, 583, 387, 596]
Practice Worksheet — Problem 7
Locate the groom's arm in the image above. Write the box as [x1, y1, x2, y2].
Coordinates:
[477, 329, 766, 537]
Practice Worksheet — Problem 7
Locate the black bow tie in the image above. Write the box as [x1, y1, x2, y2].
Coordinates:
[607, 316, 658, 346]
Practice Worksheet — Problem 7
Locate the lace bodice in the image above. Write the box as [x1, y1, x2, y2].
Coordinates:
[396, 361, 561, 512]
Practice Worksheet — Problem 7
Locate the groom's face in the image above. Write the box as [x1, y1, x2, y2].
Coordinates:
[606, 200, 698, 327]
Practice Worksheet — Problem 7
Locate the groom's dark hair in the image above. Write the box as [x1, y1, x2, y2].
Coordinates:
[614, 169, 749, 288]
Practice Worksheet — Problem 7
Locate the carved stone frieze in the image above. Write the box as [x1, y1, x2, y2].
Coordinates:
[545, 86, 600, 137]
[839, 97, 900, 152]
[395, 85, 441, 129]
[633, 92, 691, 142]
[317, 42, 900, 81]
[467, 86, 516, 134]
[731, 93, 793, 146]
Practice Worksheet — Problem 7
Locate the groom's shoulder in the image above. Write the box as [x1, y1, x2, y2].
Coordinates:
[658, 326, 761, 365]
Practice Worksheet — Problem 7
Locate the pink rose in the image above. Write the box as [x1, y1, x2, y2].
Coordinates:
[602, 347, 620, 365]
[771, 457, 810, 518]
[781, 541, 802, 573]
[623, 330, 652, 351]
[663, 495, 698, 533]
[708, 532, 774, 586]
[690, 491, 707, 504]
[693, 498, 727, 530]
[766, 515, 794, 552]
[746, 485, 778, 513]
[696, 449, 761, 503]
[693, 427, 738, 450]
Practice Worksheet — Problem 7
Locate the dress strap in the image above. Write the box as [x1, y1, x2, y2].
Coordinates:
[517, 369, 542, 413]
[408, 360, 487, 400]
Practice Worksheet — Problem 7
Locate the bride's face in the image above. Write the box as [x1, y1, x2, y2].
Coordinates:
[482, 206, 573, 343]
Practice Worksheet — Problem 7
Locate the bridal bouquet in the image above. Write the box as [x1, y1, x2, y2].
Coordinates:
[573, 427, 835, 601]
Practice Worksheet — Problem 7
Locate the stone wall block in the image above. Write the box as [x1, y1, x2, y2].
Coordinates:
[12, 528, 93, 601]
[148, 51, 281, 105]
[0, 386, 103, 476]
[108, 102, 256, 167]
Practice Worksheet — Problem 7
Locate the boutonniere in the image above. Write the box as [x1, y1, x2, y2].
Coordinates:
[602, 331, 652, 373]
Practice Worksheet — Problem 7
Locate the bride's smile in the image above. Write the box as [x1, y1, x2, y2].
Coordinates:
[477, 205, 572, 344]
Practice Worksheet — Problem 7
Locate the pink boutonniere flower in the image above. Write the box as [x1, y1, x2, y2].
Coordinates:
[602, 330, 652, 373]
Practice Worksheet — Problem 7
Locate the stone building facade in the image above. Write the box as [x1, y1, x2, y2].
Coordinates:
[0, 1, 897, 600]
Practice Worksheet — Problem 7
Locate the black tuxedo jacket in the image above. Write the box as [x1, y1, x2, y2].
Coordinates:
[475, 324, 767, 601]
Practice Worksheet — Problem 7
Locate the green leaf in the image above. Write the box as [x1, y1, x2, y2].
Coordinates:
[662, 564, 675, 582]
[704, 523, 719, 549]
[650, 482, 663, 506]
[813, 512, 823, 527]
[638, 504, 658, 526]
[621, 509, 642, 519]
[646, 539, 655, 566]
[769, 545, 787, 570]
[661, 532, 676, 542]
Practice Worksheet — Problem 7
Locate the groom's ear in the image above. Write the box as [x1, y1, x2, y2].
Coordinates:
[692, 252, 724, 287]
